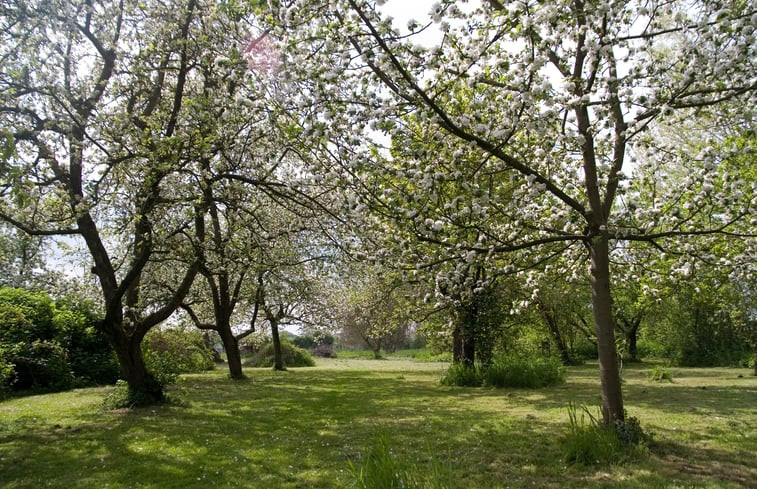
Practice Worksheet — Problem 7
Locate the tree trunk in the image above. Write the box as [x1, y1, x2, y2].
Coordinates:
[452, 325, 463, 364]
[589, 234, 625, 426]
[219, 328, 245, 379]
[542, 307, 573, 365]
[462, 326, 476, 367]
[270, 319, 285, 371]
[110, 326, 163, 405]
[625, 322, 639, 363]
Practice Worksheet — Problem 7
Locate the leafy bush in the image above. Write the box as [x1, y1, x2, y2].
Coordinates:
[143, 328, 215, 384]
[648, 365, 673, 382]
[614, 415, 646, 446]
[54, 304, 120, 386]
[484, 354, 565, 388]
[0, 288, 121, 391]
[0, 287, 56, 343]
[8, 340, 75, 391]
[349, 433, 454, 489]
[572, 339, 598, 361]
[247, 338, 315, 368]
[636, 338, 668, 360]
[0, 361, 13, 392]
[440, 363, 482, 387]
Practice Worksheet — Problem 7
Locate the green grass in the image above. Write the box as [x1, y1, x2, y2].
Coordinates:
[1, 359, 755, 488]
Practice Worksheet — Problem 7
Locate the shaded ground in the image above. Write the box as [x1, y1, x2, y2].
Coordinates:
[0, 358, 754, 488]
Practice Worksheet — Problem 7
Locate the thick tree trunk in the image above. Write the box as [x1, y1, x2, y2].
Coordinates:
[110, 327, 163, 405]
[455, 303, 476, 367]
[589, 234, 625, 426]
[452, 325, 463, 363]
[462, 326, 476, 367]
[218, 328, 245, 379]
[270, 319, 285, 371]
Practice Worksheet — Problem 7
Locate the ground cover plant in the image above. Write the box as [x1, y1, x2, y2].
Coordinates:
[0, 359, 755, 488]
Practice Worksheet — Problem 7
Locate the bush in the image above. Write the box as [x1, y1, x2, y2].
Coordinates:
[636, 338, 668, 359]
[573, 340, 599, 360]
[311, 344, 335, 358]
[349, 433, 454, 489]
[7, 340, 75, 391]
[0, 288, 121, 391]
[648, 365, 673, 383]
[54, 305, 120, 386]
[440, 363, 482, 387]
[143, 328, 215, 384]
[0, 287, 56, 343]
[484, 354, 565, 388]
[247, 338, 316, 368]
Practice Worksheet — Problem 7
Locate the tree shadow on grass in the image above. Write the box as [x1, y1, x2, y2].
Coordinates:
[645, 432, 757, 488]
[1, 367, 756, 489]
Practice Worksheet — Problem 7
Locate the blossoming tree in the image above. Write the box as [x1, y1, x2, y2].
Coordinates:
[268, 0, 756, 426]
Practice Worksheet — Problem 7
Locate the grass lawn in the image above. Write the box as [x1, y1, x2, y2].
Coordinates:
[0, 358, 755, 488]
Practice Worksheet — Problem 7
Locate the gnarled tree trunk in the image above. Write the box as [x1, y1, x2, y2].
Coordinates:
[106, 325, 164, 404]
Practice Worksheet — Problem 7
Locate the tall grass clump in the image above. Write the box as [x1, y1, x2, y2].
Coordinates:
[440, 363, 483, 387]
[349, 433, 454, 489]
[562, 403, 646, 465]
[562, 403, 622, 465]
[483, 354, 565, 388]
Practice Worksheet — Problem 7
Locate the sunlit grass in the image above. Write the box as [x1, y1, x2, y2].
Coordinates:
[1, 359, 755, 488]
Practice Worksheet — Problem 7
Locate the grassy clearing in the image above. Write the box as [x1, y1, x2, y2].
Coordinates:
[0, 358, 755, 488]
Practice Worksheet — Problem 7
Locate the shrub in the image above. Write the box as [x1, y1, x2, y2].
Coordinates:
[562, 403, 647, 465]
[0, 290, 76, 391]
[0, 344, 19, 391]
[8, 340, 75, 391]
[0, 287, 56, 342]
[54, 305, 120, 386]
[440, 363, 483, 387]
[0, 288, 121, 391]
[143, 328, 215, 385]
[349, 433, 454, 489]
[311, 344, 335, 358]
[614, 415, 646, 446]
[484, 354, 565, 388]
[247, 338, 316, 368]
[636, 338, 668, 359]
[648, 365, 673, 383]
